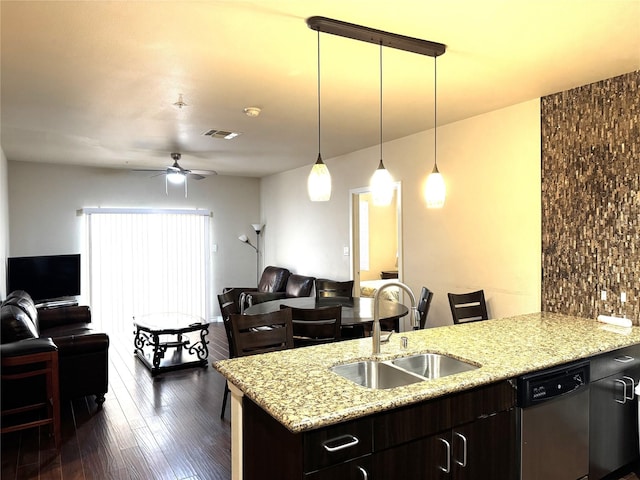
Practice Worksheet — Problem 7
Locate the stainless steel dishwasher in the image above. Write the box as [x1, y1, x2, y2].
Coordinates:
[517, 360, 590, 480]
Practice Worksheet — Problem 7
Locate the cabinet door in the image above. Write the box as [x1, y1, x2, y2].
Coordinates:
[305, 455, 372, 480]
[452, 409, 516, 480]
[590, 369, 640, 479]
[373, 434, 449, 480]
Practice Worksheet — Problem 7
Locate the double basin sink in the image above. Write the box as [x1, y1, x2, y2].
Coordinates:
[331, 353, 479, 389]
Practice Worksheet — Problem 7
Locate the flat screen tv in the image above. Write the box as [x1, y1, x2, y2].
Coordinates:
[7, 254, 81, 302]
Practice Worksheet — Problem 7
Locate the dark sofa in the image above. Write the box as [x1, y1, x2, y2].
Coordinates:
[224, 266, 315, 311]
[1, 290, 110, 405]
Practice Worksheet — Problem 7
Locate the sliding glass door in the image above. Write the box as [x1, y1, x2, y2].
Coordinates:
[85, 208, 210, 334]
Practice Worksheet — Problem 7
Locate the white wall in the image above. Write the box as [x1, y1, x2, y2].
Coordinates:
[0, 148, 9, 299]
[261, 99, 542, 327]
[7, 161, 260, 317]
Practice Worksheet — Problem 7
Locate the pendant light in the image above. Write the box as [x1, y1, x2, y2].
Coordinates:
[307, 30, 332, 202]
[370, 41, 394, 207]
[424, 55, 446, 208]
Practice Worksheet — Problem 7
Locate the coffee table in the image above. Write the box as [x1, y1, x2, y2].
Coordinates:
[133, 312, 209, 376]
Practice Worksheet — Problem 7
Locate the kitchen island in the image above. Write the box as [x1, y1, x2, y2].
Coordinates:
[213, 312, 640, 479]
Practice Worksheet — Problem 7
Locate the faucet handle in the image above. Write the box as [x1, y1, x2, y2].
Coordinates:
[411, 306, 420, 330]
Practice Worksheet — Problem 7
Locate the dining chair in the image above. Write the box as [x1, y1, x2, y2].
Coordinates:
[217, 291, 239, 418]
[282, 305, 342, 348]
[314, 279, 362, 337]
[447, 290, 488, 324]
[230, 309, 294, 357]
[416, 286, 434, 329]
[314, 279, 354, 301]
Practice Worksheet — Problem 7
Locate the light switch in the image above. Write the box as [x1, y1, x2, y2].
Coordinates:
[343, 246, 349, 256]
[621, 292, 627, 303]
[600, 290, 607, 301]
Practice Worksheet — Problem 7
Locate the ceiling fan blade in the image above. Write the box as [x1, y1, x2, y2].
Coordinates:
[187, 173, 206, 180]
[190, 169, 218, 176]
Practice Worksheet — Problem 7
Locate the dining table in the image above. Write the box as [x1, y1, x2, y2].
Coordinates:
[243, 296, 409, 334]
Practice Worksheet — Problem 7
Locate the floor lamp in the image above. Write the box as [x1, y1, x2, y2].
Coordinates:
[238, 223, 263, 284]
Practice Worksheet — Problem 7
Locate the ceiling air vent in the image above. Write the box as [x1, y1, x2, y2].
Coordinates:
[202, 129, 242, 140]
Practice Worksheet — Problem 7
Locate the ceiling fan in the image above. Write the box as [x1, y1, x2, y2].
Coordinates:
[140, 152, 217, 197]
[165, 152, 216, 182]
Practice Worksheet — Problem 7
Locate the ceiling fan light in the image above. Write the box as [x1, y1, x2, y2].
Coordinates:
[308, 155, 332, 201]
[424, 166, 446, 208]
[370, 160, 394, 206]
[167, 171, 186, 184]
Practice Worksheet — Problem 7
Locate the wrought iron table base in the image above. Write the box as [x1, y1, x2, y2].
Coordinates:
[134, 323, 209, 376]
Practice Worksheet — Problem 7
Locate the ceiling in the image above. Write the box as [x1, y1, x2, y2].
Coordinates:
[1, 1, 639, 178]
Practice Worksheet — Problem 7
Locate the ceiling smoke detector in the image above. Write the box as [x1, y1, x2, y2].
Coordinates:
[243, 107, 261, 117]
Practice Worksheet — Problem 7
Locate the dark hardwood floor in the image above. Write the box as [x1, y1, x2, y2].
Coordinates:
[1, 323, 232, 480]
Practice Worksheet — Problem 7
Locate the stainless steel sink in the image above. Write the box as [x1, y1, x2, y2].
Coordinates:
[391, 353, 478, 379]
[330, 360, 424, 389]
[331, 354, 479, 389]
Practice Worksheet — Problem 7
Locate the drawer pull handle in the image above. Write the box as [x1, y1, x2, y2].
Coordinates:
[322, 434, 359, 452]
[357, 465, 369, 479]
[439, 437, 451, 473]
[615, 378, 629, 404]
[454, 432, 468, 467]
[615, 355, 635, 363]
[623, 376, 636, 400]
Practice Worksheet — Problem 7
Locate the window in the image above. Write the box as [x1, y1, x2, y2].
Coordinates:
[84, 208, 210, 334]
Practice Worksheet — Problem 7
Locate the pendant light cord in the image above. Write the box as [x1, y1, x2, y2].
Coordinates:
[379, 41, 383, 162]
[317, 30, 321, 158]
[433, 55, 438, 170]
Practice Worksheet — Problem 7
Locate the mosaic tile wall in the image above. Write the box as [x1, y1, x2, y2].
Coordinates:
[541, 71, 640, 323]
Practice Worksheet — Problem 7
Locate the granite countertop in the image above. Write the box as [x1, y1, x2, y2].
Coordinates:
[213, 312, 640, 433]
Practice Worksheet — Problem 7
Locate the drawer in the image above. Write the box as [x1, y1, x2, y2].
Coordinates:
[591, 344, 640, 381]
[451, 380, 516, 425]
[304, 417, 373, 472]
[373, 395, 450, 450]
[304, 454, 372, 479]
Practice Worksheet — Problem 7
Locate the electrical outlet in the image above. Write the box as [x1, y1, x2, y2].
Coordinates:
[343, 246, 350, 256]
[212, 244, 218, 253]
[621, 292, 627, 303]
[601, 290, 607, 301]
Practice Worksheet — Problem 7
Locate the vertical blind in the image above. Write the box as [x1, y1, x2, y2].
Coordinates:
[85, 208, 210, 334]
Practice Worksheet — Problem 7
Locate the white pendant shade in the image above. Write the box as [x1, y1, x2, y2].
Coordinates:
[307, 155, 332, 201]
[371, 161, 394, 206]
[424, 167, 446, 208]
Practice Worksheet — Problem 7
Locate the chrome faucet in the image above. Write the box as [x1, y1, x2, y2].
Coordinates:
[372, 281, 418, 355]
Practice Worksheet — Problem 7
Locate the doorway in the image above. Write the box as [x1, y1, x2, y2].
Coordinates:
[350, 182, 403, 309]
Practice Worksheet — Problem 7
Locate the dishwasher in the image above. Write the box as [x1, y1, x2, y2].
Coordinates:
[517, 360, 590, 480]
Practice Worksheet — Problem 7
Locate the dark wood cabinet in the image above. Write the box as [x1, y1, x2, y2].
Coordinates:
[589, 344, 640, 479]
[453, 409, 515, 480]
[243, 380, 516, 479]
[372, 382, 516, 480]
